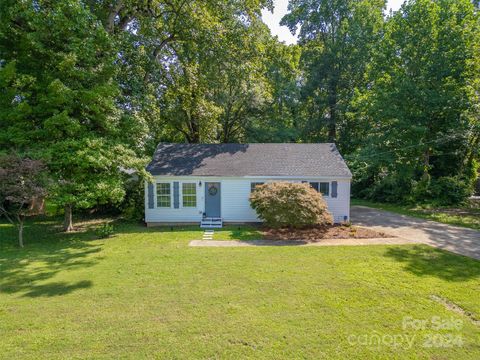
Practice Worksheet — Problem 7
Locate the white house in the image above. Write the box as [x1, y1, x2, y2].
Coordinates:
[145, 143, 352, 227]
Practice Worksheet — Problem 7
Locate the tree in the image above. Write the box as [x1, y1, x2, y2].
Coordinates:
[246, 40, 302, 142]
[353, 0, 480, 203]
[87, 0, 274, 148]
[157, 2, 277, 143]
[0, 155, 47, 247]
[0, 0, 145, 231]
[281, 0, 385, 150]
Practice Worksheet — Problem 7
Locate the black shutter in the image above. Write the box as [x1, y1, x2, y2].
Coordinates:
[173, 182, 180, 208]
[331, 181, 338, 198]
[147, 183, 154, 209]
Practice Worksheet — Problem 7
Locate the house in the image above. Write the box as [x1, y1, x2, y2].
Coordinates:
[145, 143, 352, 227]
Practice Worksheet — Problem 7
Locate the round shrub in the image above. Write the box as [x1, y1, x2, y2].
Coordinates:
[249, 182, 333, 228]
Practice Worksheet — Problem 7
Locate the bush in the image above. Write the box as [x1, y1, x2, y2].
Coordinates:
[363, 174, 413, 203]
[118, 178, 145, 221]
[249, 182, 333, 228]
[425, 176, 473, 206]
[95, 223, 114, 239]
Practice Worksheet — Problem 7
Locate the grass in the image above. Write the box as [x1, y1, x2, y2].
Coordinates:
[198, 225, 263, 241]
[1, 217, 480, 359]
[352, 199, 480, 231]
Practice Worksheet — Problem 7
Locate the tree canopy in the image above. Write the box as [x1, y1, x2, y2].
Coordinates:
[0, 0, 478, 227]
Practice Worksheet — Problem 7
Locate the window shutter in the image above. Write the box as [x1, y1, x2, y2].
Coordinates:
[147, 183, 154, 209]
[173, 182, 180, 208]
[331, 181, 338, 198]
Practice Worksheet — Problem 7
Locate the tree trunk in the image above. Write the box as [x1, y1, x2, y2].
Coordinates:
[422, 148, 430, 180]
[327, 83, 337, 142]
[187, 117, 200, 143]
[64, 204, 74, 232]
[18, 216, 24, 248]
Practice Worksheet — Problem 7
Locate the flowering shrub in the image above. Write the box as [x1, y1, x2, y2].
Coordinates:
[249, 182, 333, 228]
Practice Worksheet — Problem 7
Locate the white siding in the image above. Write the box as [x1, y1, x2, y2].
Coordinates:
[221, 180, 258, 222]
[145, 180, 204, 223]
[145, 176, 351, 224]
[325, 180, 351, 223]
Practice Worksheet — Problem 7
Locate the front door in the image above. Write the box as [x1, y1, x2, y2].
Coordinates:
[205, 182, 221, 218]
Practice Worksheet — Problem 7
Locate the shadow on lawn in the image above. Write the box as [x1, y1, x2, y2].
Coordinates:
[384, 245, 480, 282]
[224, 226, 263, 241]
[0, 219, 102, 298]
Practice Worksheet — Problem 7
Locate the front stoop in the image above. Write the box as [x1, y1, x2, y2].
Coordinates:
[200, 217, 223, 228]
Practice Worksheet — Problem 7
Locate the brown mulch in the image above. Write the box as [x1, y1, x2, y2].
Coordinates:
[262, 224, 392, 242]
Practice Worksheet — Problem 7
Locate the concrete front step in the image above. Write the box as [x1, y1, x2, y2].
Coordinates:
[200, 217, 223, 229]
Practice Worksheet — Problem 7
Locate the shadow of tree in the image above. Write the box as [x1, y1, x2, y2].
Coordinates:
[223, 225, 263, 241]
[237, 239, 309, 246]
[384, 245, 480, 282]
[0, 219, 103, 297]
[21, 280, 92, 298]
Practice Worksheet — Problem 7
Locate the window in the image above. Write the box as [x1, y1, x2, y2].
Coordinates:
[156, 183, 171, 207]
[309, 182, 319, 192]
[309, 182, 329, 196]
[182, 183, 197, 207]
[319, 182, 329, 196]
[250, 182, 265, 192]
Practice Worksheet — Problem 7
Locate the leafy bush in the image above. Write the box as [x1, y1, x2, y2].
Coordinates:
[95, 223, 114, 239]
[425, 176, 473, 206]
[363, 174, 413, 203]
[249, 182, 333, 228]
[354, 172, 473, 206]
[118, 178, 145, 221]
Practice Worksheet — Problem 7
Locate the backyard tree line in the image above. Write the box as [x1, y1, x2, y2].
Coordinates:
[0, 0, 479, 230]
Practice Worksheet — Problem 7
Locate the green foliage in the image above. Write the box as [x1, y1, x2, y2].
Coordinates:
[415, 177, 474, 206]
[117, 178, 145, 221]
[351, 0, 479, 204]
[249, 182, 333, 228]
[1, 0, 479, 214]
[281, 0, 385, 149]
[0, 1, 148, 229]
[95, 223, 114, 239]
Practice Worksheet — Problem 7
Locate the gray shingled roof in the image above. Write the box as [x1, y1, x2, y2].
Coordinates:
[146, 143, 352, 178]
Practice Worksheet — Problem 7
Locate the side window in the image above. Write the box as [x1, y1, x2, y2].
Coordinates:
[157, 183, 171, 207]
[319, 182, 330, 196]
[309, 182, 329, 196]
[182, 183, 197, 207]
[250, 182, 265, 192]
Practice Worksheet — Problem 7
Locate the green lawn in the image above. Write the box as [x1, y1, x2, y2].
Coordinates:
[1, 218, 480, 359]
[352, 199, 480, 231]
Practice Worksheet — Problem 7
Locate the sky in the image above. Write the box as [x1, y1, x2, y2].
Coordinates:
[261, 0, 405, 44]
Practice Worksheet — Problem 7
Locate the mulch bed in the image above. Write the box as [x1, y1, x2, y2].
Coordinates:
[262, 224, 392, 242]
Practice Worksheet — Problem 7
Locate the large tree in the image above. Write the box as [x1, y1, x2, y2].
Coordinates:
[353, 0, 480, 202]
[281, 0, 385, 150]
[0, 0, 144, 231]
[157, 3, 278, 143]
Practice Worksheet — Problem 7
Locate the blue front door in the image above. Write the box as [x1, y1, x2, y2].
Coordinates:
[205, 182, 221, 218]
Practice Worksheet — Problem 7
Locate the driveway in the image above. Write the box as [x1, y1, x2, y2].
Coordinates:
[351, 206, 480, 260]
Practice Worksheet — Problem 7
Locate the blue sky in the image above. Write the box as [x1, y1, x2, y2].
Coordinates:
[261, 0, 405, 44]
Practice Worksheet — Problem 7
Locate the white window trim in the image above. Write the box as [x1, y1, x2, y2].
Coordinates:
[319, 182, 330, 197]
[156, 182, 173, 208]
[180, 181, 198, 209]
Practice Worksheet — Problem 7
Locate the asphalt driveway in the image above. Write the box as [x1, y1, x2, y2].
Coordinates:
[351, 206, 480, 260]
